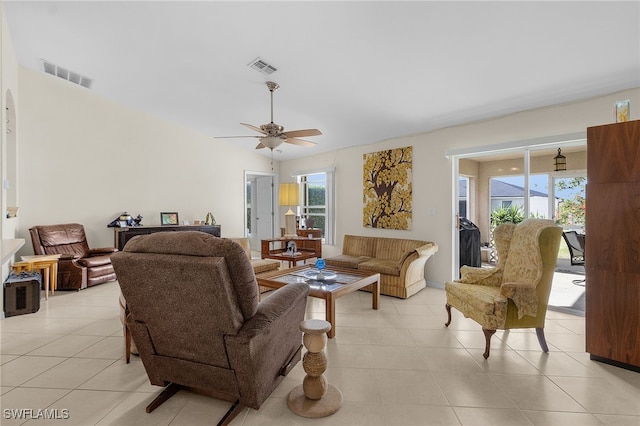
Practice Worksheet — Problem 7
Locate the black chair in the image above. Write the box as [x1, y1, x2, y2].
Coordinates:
[562, 231, 585, 286]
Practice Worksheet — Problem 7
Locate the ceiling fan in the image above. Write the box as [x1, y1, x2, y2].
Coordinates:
[216, 81, 322, 150]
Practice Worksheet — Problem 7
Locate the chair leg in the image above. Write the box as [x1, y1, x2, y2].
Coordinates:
[146, 383, 182, 413]
[482, 328, 496, 359]
[572, 278, 586, 286]
[124, 325, 131, 364]
[535, 328, 549, 353]
[217, 400, 245, 426]
[145, 384, 244, 425]
[444, 304, 452, 327]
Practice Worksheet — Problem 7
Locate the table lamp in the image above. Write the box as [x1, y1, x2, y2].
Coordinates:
[279, 182, 299, 238]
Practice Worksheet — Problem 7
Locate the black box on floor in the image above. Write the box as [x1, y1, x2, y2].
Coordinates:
[4, 271, 42, 317]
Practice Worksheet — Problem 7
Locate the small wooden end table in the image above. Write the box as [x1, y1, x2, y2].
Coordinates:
[261, 251, 317, 268]
[261, 237, 322, 268]
[13, 254, 62, 300]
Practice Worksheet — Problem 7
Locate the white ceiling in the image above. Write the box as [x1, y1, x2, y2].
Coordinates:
[3, 1, 639, 160]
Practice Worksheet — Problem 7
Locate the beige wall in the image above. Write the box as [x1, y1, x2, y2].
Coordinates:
[280, 88, 639, 286]
[15, 67, 274, 256]
[1, 6, 19, 241]
[1, 5, 21, 315]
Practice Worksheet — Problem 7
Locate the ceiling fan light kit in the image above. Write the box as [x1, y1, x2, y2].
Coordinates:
[259, 136, 284, 150]
[217, 81, 322, 151]
[266, 81, 279, 93]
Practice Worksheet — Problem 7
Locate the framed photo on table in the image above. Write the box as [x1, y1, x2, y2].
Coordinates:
[160, 212, 179, 225]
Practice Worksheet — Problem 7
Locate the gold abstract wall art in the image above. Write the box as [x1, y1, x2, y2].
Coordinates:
[363, 146, 412, 230]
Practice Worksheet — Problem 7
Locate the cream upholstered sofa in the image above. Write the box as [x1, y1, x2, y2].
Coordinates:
[324, 234, 438, 298]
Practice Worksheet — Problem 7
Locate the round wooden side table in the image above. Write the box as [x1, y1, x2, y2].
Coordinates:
[287, 319, 342, 418]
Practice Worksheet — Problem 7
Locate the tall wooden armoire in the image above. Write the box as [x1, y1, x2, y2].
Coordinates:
[585, 119, 640, 371]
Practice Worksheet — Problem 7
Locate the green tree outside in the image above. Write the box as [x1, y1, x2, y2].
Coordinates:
[490, 205, 525, 227]
[555, 177, 586, 226]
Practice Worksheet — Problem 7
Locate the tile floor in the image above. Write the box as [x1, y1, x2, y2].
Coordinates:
[1, 281, 639, 425]
[547, 272, 585, 316]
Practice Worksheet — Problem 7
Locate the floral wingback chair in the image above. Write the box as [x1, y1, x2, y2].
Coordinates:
[445, 219, 562, 358]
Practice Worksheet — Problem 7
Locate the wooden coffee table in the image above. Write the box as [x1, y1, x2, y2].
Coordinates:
[256, 264, 380, 338]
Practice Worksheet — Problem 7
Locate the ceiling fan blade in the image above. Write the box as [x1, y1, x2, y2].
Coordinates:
[283, 129, 322, 138]
[241, 123, 267, 134]
[286, 138, 317, 147]
[214, 135, 261, 139]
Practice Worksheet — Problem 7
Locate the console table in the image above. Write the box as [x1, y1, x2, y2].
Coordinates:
[113, 225, 221, 251]
[296, 228, 322, 239]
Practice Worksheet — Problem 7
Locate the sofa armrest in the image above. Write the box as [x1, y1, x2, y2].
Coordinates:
[457, 265, 502, 287]
[224, 282, 309, 408]
[88, 247, 117, 256]
[58, 253, 78, 261]
[500, 281, 538, 319]
[76, 255, 112, 268]
[232, 283, 309, 338]
[416, 242, 439, 258]
[402, 242, 439, 279]
[399, 242, 438, 266]
[56, 256, 87, 289]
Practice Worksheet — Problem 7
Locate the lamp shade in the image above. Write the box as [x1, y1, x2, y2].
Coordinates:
[259, 136, 283, 150]
[279, 183, 299, 206]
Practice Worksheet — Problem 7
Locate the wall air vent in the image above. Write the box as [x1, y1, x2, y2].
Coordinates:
[247, 57, 277, 75]
[42, 59, 93, 89]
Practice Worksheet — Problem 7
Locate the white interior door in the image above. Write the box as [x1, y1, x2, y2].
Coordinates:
[245, 171, 277, 251]
[255, 176, 274, 240]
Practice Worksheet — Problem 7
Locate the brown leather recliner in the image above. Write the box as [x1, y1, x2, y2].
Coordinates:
[111, 231, 309, 425]
[29, 223, 117, 290]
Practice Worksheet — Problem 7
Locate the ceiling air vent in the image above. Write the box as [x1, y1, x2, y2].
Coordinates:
[247, 57, 277, 75]
[41, 59, 93, 89]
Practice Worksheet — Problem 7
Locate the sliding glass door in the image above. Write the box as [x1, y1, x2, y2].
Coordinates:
[447, 133, 587, 277]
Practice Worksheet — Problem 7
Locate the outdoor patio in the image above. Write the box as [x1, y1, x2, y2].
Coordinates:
[549, 257, 585, 316]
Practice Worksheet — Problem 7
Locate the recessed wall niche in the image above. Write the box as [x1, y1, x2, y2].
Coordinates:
[4, 90, 17, 220]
